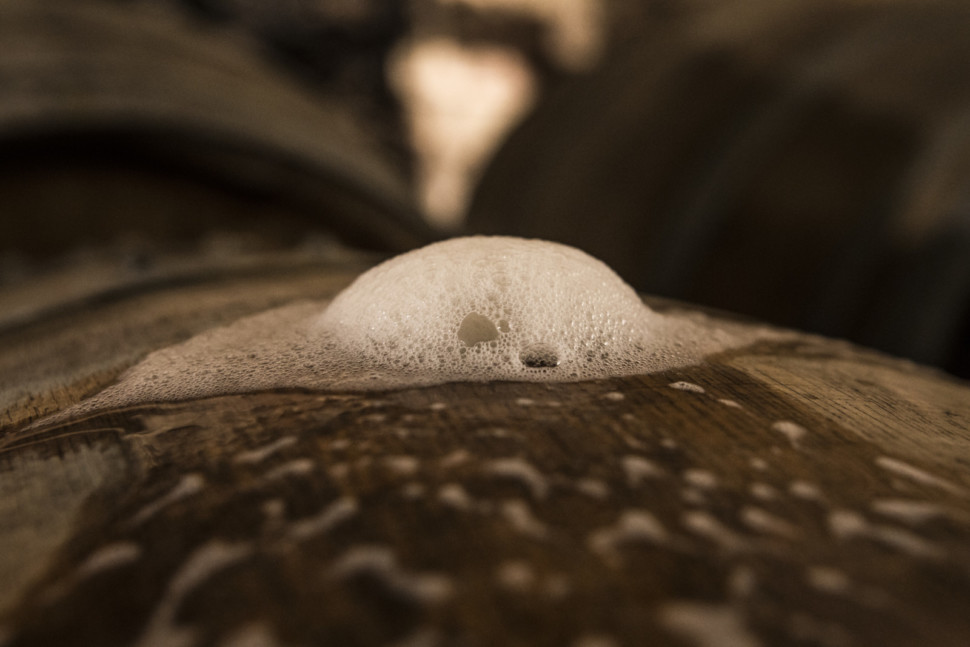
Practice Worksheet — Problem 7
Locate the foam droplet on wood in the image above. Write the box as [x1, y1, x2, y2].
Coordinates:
[53, 237, 785, 414]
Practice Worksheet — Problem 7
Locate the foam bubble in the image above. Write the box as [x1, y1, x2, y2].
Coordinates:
[312, 236, 680, 385]
[52, 237, 783, 414]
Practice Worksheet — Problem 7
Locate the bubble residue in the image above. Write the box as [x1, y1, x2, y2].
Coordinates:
[54, 236, 783, 414]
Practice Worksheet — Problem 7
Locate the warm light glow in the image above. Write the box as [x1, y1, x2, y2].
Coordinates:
[390, 39, 537, 227]
[439, 0, 606, 70]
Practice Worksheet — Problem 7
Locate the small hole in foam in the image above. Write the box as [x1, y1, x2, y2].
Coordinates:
[520, 343, 560, 368]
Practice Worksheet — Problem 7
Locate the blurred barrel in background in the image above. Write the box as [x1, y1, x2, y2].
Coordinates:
[0, 0, 432, 262]
[468, 0, 970, 378]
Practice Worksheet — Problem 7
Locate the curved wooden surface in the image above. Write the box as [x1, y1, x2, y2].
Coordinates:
[2, 245, 969, 647]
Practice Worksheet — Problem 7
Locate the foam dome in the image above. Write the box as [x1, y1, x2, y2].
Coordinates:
[315, 237, 662, 384]
[49, 237, 782, 417]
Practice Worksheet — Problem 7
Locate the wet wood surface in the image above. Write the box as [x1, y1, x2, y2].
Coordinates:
[2, 250, 969, 647]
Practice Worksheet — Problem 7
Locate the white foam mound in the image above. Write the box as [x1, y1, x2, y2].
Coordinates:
[317, 236, 685, 383]
[54, 237, 784, 414]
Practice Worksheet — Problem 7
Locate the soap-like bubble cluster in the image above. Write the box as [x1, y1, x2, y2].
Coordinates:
[311, 236, 702, 386]
[55, 237, 782, 414]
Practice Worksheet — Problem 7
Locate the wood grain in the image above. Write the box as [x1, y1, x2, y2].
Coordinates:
[2, 251, 969, 647]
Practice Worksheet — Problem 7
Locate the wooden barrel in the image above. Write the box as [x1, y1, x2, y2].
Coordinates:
[2, 240, 970, 647]
[468, 0, 970, 378]
[3, 2, 970, 647]
[0, 0, 432, 258]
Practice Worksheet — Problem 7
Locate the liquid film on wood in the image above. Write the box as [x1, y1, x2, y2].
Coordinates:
[60, 237, 783, 413]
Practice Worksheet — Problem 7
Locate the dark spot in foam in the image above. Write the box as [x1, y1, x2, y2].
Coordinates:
[520, 343, 560, 368]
